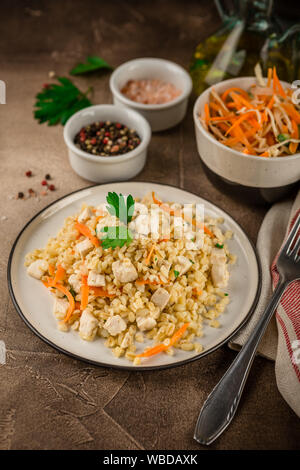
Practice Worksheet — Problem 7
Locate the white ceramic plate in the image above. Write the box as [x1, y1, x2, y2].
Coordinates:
[8, 182, 261, 370]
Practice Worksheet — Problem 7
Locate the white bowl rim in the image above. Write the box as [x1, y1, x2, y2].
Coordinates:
[193, 76, 300, 163]
[109, 57, 193, 111]
[63, 104, 151, 164]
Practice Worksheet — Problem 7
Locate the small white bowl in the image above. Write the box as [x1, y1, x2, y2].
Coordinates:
[109, 58, 192, 131]
[64, 105, 151, 183]
[193, 77, 300, 194]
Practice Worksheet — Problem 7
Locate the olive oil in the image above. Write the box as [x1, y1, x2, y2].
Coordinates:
[190, 0, 300, 95]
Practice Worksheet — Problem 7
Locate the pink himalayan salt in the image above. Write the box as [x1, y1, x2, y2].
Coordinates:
[121, 79, 181, 105]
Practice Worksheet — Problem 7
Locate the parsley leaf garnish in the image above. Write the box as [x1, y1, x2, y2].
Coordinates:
[215, 243, 224, 249]
[34, 77, 92, 125]
[69, 288, 77, 299]
[106, 192, 135, 224]
[70, 56, 113, 75]
[100, 226, 133, 250]
[174, 270, 180, 279]
[277, 133, 290, 143]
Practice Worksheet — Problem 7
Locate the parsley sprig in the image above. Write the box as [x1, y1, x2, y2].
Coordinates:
[70, 56, 113, 75]
[99, 192, 135, 250]
[100, 226, 133, 250]
[106, 192, 135, 225]
[34, 77, 92, 125]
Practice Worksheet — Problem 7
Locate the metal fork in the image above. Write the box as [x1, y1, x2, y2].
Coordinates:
[194, 213, 300, 446]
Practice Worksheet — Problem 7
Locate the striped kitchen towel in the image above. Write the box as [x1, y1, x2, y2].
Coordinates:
[229, 190, 300, 417]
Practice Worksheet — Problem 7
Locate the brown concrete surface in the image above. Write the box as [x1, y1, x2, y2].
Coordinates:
[0, 0, 299, 450]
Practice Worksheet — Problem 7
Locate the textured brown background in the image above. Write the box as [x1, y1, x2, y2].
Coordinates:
[0, 0, 299, 450]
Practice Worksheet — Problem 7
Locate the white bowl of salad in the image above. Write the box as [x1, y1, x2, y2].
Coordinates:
[193, 65, 300, 204]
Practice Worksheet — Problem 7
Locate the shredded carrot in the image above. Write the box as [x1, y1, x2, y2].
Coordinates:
[136, 344, 167, 358]
[89, 286, 116, 298]
[260, 151, 270, 157]
[204, 103, 210, 124]
[208, 101, 224, 114]
[230, 91, 253, 110]
[221, 87, 249, 102]
[169, 323, 190, 347]
[267, 95, 275, 109]
[282, 103, 300, 124]
[74, 222, 100, 247]
[136, 278, 166, 286]
[53, 264, 65, 284]
[266, 132, 276, 146]
[273, 66, 287, 98]
[192, 288, 203, 296]
[80, 275, 89, 310]
[136, 323, 190, 358]
[44, 279, 75, 323]
[225, 111, 256, 136]
[152, 191, 162, 205]
[208, 114, 235, 122]
[145, 244, 156, 265]
[267, 67, 272, 87]
[158, 238, 170, 243]
[289, 120, 299, 153]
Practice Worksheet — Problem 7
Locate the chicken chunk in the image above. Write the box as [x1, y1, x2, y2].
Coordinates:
[211, 263, 229, 288]
[177, 256, 192, 275]
[79, 309, 98, 341]
[210, 248, 229, 288]
[75, 238, 93, 257]
[87, 270, 105, 287]
[210, 248, 227, 265]
[104, 315, 127, 336]
[133, 202, 148, 216]
[121, 331, 132, 349]
[27, 259, 49, 280]
[112, 259, 138, 283]
[129, 214, 150, 236]
[78, 206, 93, 223]
[136, 316, 157, 332]
[53, 297, 69, 320]
[213, 226, 225, 243]
[160, 260, 171, 280]
[151, 287, 170, 311]
[68, 274, 81, 293]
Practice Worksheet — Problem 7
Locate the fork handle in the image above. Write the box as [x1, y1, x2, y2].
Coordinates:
[194, 279, 289, 445]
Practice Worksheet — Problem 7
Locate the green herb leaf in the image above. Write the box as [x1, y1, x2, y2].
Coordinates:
[215, 243, 224, 249]
[69, 288, 77, 299]
[106, 192, 135, 225]
[70, 56, 113, 75]
[100, 226, 133, 250]
[34, 77, 92, 126]
[189, 259, 195, 264]
[277, 133, 290, 142]
[224, 293, 229, 296]
[174, 270, 180, 279]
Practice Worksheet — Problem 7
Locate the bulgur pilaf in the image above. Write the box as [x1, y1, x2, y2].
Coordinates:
[25, 191, 235, 364]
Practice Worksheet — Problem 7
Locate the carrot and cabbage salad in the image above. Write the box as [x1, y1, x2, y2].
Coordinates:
[200, 64, 300, 157]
